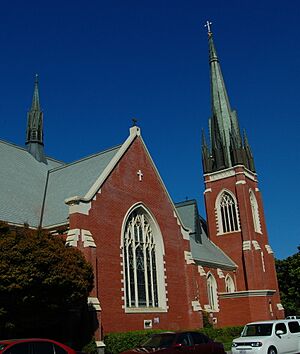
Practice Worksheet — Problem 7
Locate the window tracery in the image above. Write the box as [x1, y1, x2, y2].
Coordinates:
[123, 207, 165, 310]
[217, 191, 240, 234]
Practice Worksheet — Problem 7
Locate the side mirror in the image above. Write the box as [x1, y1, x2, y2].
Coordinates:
[276, 330, 284, 337]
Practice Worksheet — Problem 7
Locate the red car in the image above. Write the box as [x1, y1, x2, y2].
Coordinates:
[0, 338, 83, 354]
[121, 331, 226, 354]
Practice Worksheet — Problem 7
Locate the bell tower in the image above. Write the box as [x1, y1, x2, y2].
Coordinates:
[201, 24, 283, 320]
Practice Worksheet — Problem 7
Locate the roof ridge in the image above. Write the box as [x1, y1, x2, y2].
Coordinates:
[175, 199, 197, 207]
[48, 144, 122, 173]
[0, 139, 65, 165]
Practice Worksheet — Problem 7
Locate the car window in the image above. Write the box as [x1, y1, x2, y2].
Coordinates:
[242, 323, 272, 336]
[275, 323, 287, 334]
[4, 343, 30, 354]
[288, 321, 300, 333]
[190, 332, 210, 344]
[32, 341, 54, 354]
[176, 334, 192, 346]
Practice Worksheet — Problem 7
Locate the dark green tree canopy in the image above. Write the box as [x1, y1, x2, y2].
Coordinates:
[276, 246, 300, 317]
[0, 222, 94, 340]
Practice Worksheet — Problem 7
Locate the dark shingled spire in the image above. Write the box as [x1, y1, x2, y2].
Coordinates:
[26, 75, 47, 164]
[202, 25, 255, 173]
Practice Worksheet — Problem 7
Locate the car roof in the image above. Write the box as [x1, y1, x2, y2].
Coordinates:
[245, 319, 299, 325]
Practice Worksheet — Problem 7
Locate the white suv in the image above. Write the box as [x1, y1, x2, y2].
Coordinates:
[232, 319, 300, 354]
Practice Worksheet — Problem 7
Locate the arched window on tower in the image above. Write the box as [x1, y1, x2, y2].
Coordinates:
[207, 273, 218, 311]
[122, 205, 166, 311]
[225, 274, 235, 293]
[216, 191, 240, 234]
[249, 190, 262, 233]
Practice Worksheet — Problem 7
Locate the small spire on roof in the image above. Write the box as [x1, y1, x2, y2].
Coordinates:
[132, 117, 138, 127]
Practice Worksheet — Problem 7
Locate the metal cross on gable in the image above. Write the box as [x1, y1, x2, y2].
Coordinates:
[205, 20, 212, 33]
[137, 169, 143, 181]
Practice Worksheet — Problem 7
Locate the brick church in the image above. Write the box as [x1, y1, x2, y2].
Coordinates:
[0, 29, 284, 348]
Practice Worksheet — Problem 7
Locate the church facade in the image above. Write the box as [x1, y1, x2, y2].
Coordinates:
[0, 30, 284, 348]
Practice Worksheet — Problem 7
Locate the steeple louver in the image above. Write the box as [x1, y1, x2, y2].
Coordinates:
[202, 27, 255, 173]
[26, 75, 47, 164]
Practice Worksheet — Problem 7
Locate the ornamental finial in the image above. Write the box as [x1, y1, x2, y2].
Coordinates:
[132, 117, 137, 127]
[205, 20, 212, 35]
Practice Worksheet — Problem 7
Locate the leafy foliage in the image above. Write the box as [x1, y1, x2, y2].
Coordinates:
[0, 222, 94, 343]
[276, 246, 300, 316]
[104, 326, 244, 354]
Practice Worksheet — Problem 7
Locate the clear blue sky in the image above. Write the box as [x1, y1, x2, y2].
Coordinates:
[1, 0, 299, 259]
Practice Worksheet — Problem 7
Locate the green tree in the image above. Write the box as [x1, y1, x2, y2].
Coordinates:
[0, 222, 94, 344]
[276, 246, 300, 316]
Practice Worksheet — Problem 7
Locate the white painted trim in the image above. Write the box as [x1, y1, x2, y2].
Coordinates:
[265, 244, 274, 254]
[243, 240, 251, 251]
[236, 180, 246, 185]
[204, 165, 257, 182]
[204, 188, 212, 194]
[65, 126, 140, 205]
[125, 307, 168, 313]
[95, 341, 106, 348]
[88, 297, 101, 311]
[184, 251, 195, 264]
[191, 300, 202, 311]
[252, 240, 261, 250]
[66, 229, 80, 247]
[218, 289, 276, 298]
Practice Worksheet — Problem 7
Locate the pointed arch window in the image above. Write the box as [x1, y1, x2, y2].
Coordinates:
[217, 191, 240, 234]
[122, 206, 166, 311]
[249, 190, 262, 233]
[225, 274, 235, 293]
[207, 273, 218, 311]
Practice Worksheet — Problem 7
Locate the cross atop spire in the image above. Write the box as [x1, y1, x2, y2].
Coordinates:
[204, 20, 213, 35]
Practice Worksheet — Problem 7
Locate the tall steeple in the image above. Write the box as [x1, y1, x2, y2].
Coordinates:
[26, 74, 47, 163]
[202, 23, 255, 173]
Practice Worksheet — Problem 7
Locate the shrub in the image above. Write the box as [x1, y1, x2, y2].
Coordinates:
[104, 326, 244, 354]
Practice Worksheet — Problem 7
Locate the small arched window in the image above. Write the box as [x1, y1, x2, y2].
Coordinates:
[249, 190, 262, 233]
[217, 191, 240, 234]
[207, 273, 218, 311]
[225, 274, 235, 293]
[122, 205, 166, 311]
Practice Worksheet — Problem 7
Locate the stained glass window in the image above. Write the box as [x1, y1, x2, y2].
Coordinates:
[124, 210, 159, 308]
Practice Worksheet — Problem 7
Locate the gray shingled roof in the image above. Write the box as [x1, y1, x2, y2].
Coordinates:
[175, 200, 236, 270]
[42, 146, 120, 227]
[0, 139, 120, 228]
[0, 140, 63, 226]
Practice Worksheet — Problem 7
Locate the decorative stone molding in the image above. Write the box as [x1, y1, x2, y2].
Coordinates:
[184, 251, 195, 264]
[88, 297, 101, 311]
[219, 289, 276, 299]
[277, 303, 284, 310]
[204, 188, 212, 194]
[217, 268, 225, 278]
[252, 240, 261, 250]
[65, 198, 91, 215]
[209, 169, 235, 181]
[204, 304, 211, 311]
[236, 180, 246, 185]
[66, 229, 96, 248]
[66, 229, 80, 247]
[191, 300, 202, 311]
[243, 240, 251, 251]
[82, 229, 96, 248]
[265, 245, 274, 254]
[198, 265, 206, 276]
